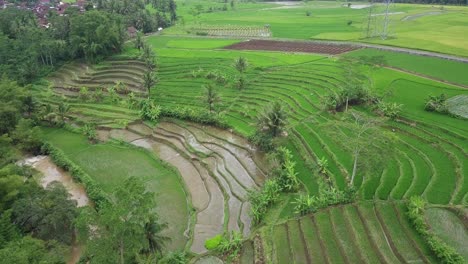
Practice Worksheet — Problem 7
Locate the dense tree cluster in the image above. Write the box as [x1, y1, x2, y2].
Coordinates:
[0, 8, 126, 83]
[95, 0, 177, 32]
[0, 0, 177, 83]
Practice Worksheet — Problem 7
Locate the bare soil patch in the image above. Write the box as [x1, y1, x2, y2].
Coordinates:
[224, 39, 359, 55]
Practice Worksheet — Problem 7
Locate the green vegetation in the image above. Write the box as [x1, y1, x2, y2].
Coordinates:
[41, 128, 189, 251]
[1, 0, 467, 261]
[407, 197, 464, 263]
[165, 1, 468, 56]
[268, 202, 437, 264]
[446, 95, 468, 119]
[346, 48, 468, 85]
[425, 207, 468, 260]
[77, 177, 169, 263]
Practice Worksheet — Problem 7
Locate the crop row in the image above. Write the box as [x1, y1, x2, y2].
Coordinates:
[269, 202, 436, 264]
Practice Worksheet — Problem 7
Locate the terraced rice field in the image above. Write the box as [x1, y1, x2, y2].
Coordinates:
[425, 207, 468, 260]
[97, 120, 267, 254]
[152, 43, 467, 206]
[48, 59, 148, 98]
[40, 36, 468, 260]
[41, 128, 190, 251]
[267, 201, 437, 264]
[45, 39, 467, 203]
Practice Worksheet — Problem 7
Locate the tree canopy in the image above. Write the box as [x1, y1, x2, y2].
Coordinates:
[77, 177, 168, 263]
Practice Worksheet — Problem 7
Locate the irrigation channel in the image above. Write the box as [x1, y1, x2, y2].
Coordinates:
[20, 156, 90, 264]
[97, 120, 268, 254]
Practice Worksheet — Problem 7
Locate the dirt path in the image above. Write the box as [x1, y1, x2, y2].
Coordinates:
[384, 66, 468, 89]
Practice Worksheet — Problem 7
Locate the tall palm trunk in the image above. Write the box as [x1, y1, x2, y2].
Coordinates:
[119, 239, 124, 264]
[351, 154, 358, 185]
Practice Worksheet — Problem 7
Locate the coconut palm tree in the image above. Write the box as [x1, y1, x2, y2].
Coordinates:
[144, 215, 169, 255]
[257, 101, 288, 137]
[202, 84, 221, 113]
[57, 102, 70, 123]
[234, 56, 248, 74]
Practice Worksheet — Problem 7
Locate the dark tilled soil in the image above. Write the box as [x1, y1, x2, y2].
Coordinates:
[224, 39, 359, 55]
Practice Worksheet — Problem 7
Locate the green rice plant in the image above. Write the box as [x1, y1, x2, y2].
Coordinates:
[446, 95, 468, 119]
[407, 197, 464, 264]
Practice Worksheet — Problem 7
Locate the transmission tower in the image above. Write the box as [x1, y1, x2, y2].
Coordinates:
[363, 0, 378, 39]
[381, 0, 393, 40]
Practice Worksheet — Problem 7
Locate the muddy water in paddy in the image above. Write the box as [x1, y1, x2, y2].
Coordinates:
[105, 121, 267, 254]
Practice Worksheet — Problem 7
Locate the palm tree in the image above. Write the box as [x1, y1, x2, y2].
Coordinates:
[135, 32, 144, 50]
[142, 44, 157, 70]
[257, 101, 288, 137]
[41, 104, 56, 124]
[234, 56, 248, 74]
[143, 71, 157, 98]
[144, 215, 169, 255]
[57, 102, 70, 123]
[22, 95, 37, 117]
[236, 75, 246, 90]
[202, 84, 221, 113]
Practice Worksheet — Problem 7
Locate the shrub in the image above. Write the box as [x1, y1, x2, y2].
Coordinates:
[294, 184, 356, 216]
[425, 94, 448, 113]
[190, 68, 204, 78]
[107, 87, 120, 104]
[205, 234, 223, 250]
[217, 231, 243, 259]
[248, 131, 274, 152]
[195, 31, 208, 36]
[205, 70, 217, 80]
[324, 83, 372, 111]
[82, 123, 97, 142]
[406, 196, 464, 264]
[377, 101, 403, 119]
[271, 147, 299, 192]
[127, 92, 139, 109]
[160, 105, 229, 128]
[93, 87, 104, 102]
[139, 99, 161, 122]
[79, 87, 90, 101]
[248, 179, 280, 223]
[347, 20, 353, 26]
[159, 251, 188, 264]
[317, 156, 329, 175]
[294, 194, 315, 215]
[306, 11, 311, 16]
